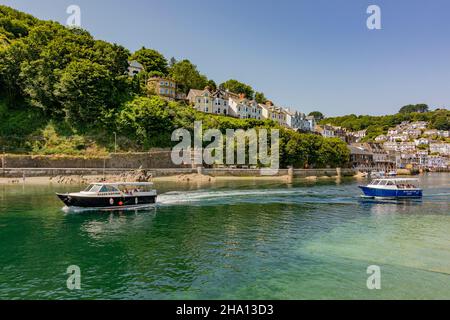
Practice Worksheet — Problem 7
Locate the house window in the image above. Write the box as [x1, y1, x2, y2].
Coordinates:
[205, 107, 208, 112]
[224, 110, 227, 115]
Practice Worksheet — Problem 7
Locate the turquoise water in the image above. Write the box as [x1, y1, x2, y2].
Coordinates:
[0, 174, 449, 299]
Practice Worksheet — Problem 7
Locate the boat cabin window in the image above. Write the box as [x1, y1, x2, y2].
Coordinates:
[117, 184, 153, 193]
[395, 180, 418, 189]
[99, 185, 119, 193]
[84, 184, 102, 193]
[84, 184, 94, 191]
[370, 180, 379, 185]
[386, 181, 395, 186]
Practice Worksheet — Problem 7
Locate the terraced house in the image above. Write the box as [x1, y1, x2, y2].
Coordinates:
[229, 94, 262, 119]
[259, 101, 287, 126]
[147, 76, 177, 100]
[186, 87, 315, 130]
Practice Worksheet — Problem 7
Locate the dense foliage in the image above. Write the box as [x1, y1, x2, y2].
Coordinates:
[0, 5, 350, 168]
[308, 111, 324, 121]
[321, 109, 449, 141]
[399, 104, 429, 114]
[220, 79, 255, 99]
[169, 59, 208, 94]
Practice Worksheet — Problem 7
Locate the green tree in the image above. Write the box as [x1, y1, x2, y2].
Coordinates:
[220, 79, 254, 99]
[255, 92, 267, 104]
[117, 96, 175, 148]
[399, 104, 429, 114]
[169, 59, 208, 94]
[131, 47, 168, 75]
[308, 111, 324, 121]
[54, 59, 113, 128]
[206, 79, 217, 92]
[430, 110, 449, 130]
[169, 57, 177, 67]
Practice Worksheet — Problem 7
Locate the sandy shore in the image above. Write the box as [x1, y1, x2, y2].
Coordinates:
[0, 173, 348, 185]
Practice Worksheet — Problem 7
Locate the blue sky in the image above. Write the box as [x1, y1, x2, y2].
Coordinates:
[2, 0, 450, 116]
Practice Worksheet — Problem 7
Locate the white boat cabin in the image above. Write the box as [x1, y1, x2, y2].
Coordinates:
[80, 182, 155, 196]
[368, 178, 420, 190]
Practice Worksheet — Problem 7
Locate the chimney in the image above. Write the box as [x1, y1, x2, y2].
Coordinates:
[239, 93, 245, 100]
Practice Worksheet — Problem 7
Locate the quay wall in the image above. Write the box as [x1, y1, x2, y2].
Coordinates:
[1, 151, 355, 178]
[0, 149, 184, 170]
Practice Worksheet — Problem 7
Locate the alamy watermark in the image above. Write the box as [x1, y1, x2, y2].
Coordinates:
[66, 5, 81, 28]
[66, 265, 81, 290]
[367, 5, 381, 30]
[366, 265, 381, 290]
[171, 121, 280, 175]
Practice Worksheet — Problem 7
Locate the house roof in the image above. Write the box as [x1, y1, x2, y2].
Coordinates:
[348, 145, 373, 155]
[128, 60, 144, 69]
[187, 89, 209, 99]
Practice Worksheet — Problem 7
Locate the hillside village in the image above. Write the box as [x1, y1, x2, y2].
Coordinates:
[130, 62, 450, 172]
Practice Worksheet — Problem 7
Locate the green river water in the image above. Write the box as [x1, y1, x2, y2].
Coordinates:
[0, 173, 449, 299]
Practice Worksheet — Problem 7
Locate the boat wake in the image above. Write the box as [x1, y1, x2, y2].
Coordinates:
[62, 203, 156, 214]
[157, 187, 355, 206]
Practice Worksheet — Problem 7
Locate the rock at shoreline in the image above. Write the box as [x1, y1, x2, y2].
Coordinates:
[49, 168, 154, 185]
[176, 173, 215, 183]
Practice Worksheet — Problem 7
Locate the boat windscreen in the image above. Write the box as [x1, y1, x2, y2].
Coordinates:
[99, 185, 119, 193]
[88, 185, 102, 193]
[84, 184, 94, 191]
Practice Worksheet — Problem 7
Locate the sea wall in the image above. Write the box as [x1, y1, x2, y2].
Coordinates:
[0, 149, 184, 170]
[1, 151, 355, 178]
[1, 166, 355, 179]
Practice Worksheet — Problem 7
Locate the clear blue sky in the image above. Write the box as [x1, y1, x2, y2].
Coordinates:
[3, 0, 450, 116]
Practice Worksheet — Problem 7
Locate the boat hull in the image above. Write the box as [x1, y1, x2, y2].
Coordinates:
[358, 186, 422, 198]
[56, 193, 157, 208]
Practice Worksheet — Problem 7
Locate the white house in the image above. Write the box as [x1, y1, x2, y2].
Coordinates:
[211, 89, 231, 116]
[127, 60, 144, 76]
[228, 95, 262, 119]
[187, 88, 213, 113]
[375, 135, 387, 142]
[414, 138, 429, 146]
[284, 110, 312, 131]
[429, 143, 450, 155]
[305, 116, 316, 132]
[423, 129, 438, 137]
[398, 142, 416, 153]
[389, 134, 409, 142]
[428, 155, 448, 169]
[259, 102, 287, 126]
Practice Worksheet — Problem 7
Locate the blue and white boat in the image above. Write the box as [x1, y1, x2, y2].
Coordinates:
[359, 178, 422, 199]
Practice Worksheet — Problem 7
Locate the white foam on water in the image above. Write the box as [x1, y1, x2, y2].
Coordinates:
[156, 187, 351, 206]
[62, 203, 156, 214]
